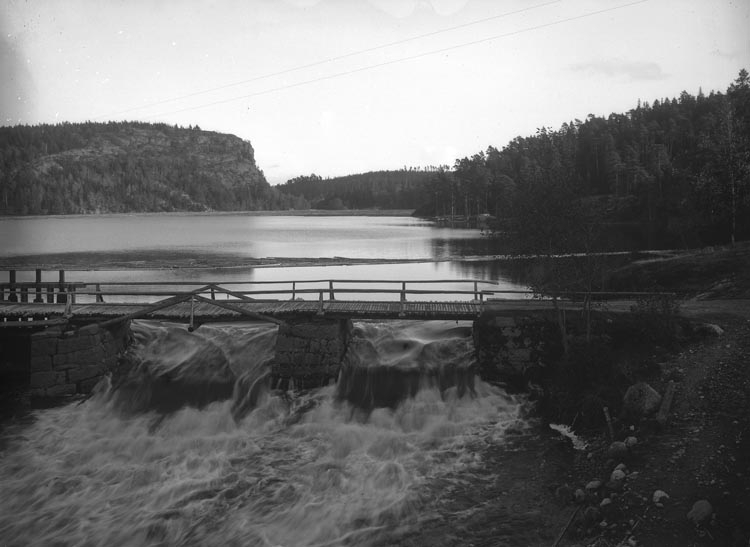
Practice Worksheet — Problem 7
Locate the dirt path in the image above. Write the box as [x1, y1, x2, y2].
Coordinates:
[559, 300, 750, 546]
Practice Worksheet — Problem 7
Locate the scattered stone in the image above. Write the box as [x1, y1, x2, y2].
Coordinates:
[583, 506, 601, 524]
[586, 479, 602, 491]
[614, 463, 628, 472]
[608, 441, 629, 459]
[623, 382, 662, 418]
[696, 323, 724, 336]
[624, 436, 638, 448]
[605, 479, 624, 492]
[600, 497, 613, 508]
[610, 469, 627, 482]
[574, 488, 586, 504]
[555, 484, 573, 503]
[687, 499, 713, 524]
[652, 490, 670, 504]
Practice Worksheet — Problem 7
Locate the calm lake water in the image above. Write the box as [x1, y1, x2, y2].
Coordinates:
[0, 213, 525, 296]
[0, 213, 499, 261]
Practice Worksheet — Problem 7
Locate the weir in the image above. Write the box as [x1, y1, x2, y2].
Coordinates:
[0, 273, 653, 398]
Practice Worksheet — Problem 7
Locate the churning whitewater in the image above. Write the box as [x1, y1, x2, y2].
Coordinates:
[0, 320, 529, 546]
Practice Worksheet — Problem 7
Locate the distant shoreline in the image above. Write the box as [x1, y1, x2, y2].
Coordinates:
[0, 209, 416, 221]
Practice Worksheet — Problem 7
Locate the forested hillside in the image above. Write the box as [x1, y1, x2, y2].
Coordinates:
[416, 69, 750, 250]
[0, 121, 306, 214]
[279, 169, 440, 210]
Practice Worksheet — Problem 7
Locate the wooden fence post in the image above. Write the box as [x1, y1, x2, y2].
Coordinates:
[8, 270, 17, 302]
[57, 270, 67, 303]
[328, 281, 335, 300]
[34, 269, 44, 303]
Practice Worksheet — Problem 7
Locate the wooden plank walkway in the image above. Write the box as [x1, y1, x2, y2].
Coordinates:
[0, 299, 493, 324]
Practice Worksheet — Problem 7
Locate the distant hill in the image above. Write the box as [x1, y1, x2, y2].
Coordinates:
[0, 121, 304, 215]
[278, 169, 442, 210]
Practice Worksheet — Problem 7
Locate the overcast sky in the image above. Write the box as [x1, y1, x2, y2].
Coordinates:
[2, 0, 748, 184]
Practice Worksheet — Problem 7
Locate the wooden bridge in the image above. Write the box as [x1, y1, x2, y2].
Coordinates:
[1, 270, 677, 398]
[0, 275, 526, 328]
[0, 270, 665, 329]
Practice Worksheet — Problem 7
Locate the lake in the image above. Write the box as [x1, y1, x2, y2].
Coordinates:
[0, 213, 526, 298]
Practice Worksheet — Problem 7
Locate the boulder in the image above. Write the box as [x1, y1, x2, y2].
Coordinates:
[610, 469, 626, 482]
[687, 499, 713, 524]
[622, 382, 662, 419]
[585, 479, 602, 491]
[607, 441, 629, 459]
[695, 323, 724, 337]
[574, 488, 586, 504]
[582, 506, 601, 525]
[652, 490, 670, 505]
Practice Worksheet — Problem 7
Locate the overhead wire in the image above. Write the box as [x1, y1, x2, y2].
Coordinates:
[128, 0, 651, 121]
[93, 0, 561, 120]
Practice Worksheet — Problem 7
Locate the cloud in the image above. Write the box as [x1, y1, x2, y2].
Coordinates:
[569, 60, 668, 81]
[710, 48, 739, 60]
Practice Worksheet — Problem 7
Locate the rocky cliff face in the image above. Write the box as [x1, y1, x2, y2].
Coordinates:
[0, 122, 276, 214]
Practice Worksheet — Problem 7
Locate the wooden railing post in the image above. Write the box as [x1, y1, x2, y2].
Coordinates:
[8, 270, 17, 302]
[317, 290, 324, 315]
[46, 286, 54, 303]
[34, 269, 44, 303]
[329, 281, 335, 300]
[474, 281, 478, 301]
[95, 284, 104, 303]
[20, 286, 28, 303]
[57, 270, 67, 304]
[291, 282, 296, 300]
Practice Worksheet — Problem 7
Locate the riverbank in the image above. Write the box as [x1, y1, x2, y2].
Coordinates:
[549, 304, 750, 546]
[540, 241, 750, 546]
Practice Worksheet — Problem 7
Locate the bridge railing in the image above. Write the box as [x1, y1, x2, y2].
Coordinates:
[58, 279, 506, 305]
[0, 274, 508, 306]
[0, 269, 85, 304]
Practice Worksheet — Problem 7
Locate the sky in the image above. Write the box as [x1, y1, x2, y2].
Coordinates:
[1, 0, 748, 185]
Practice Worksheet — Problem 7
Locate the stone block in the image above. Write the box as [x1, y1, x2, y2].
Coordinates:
[46, 383, 77, 397]
[67, 365, 104, 383]
[30, 337, 58, 357]
[30, 371, 65, 389]
[52, 353, 68, 367]
[30, 327, 63, 340]
[73, 346, 106, 365]
[57, 335, 95, 354]
[78, 324, 101, 336]
[30, 354, 53, 372]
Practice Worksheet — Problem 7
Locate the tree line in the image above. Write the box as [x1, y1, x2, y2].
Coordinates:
[413, 69, 750, 252]
[0, 121, 305, 214]
[278, 169, 439, 210]
[2, 70, 748, 255]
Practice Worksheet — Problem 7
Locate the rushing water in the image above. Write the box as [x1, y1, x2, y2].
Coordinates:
[0, 214, 578, 545]
[0, 320, 553, 547]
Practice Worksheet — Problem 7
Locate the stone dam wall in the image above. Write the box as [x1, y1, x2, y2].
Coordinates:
[25, 322, 131, 397]
[271, 317, 353, 389]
